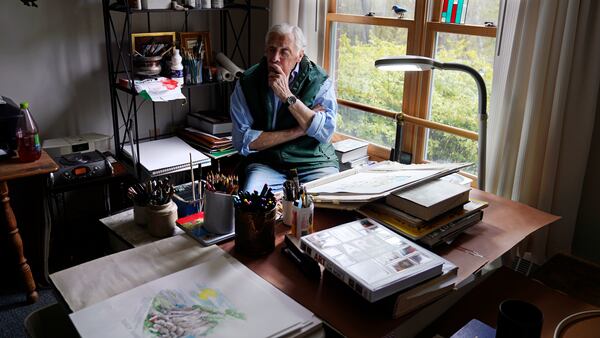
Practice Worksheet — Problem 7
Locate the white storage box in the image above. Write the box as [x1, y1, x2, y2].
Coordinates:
[142, 0, 171, 9]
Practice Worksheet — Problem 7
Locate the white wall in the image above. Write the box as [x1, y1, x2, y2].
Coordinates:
[0, 0, 112, 140]
[0, 0, 269, 146]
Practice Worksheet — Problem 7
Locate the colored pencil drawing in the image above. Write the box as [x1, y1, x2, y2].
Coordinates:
[143, 287, 245, 337]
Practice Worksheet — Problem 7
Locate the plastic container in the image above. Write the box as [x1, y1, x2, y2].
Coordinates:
[203, 190, 234, 235]
[170, 49, 184, 85]
[16, 102, 41, 163]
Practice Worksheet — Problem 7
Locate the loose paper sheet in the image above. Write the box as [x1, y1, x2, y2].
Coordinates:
[69, 256, 307, 338]
[134, 77, 186, 102]
[305, 161, 472, 203]
[308, 170, 437, 194]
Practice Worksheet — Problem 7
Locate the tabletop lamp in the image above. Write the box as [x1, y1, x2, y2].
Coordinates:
[374, 55, 488, 190]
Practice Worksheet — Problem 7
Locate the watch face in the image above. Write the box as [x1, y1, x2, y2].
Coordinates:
[287, 96, 297, 106]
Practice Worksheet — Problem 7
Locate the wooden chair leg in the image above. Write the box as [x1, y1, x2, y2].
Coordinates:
[1, 181, 38, 303]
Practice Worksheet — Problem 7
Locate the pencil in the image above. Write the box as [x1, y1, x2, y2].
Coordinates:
[190, 153, 195, 201]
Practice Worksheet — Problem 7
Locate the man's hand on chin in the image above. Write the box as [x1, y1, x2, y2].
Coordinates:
[268, 63, 292, 100]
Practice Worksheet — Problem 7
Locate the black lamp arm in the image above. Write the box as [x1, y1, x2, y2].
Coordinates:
[438, 62, 487, 190]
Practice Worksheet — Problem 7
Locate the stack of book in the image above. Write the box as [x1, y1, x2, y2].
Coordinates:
[177, 127, 236, 159]
[359, 178, 486, 247]
[332, 138, 370, 171]
[187, 111, 232, 136]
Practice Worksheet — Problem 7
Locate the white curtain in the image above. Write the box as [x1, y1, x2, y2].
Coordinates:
[269, 0, 327, 65]
[487, 0, 600, 263]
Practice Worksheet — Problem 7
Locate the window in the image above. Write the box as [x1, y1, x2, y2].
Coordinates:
[325, 0, 499, 183]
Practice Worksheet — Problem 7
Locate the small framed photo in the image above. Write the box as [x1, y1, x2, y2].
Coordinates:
[131, 32, 176, 57]
[179, 31, 212, 67]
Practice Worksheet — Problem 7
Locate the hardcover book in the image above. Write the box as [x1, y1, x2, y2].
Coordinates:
[388, 260, 458, 318]
[187, 112, 232, 135]
[450, 319, 496, 338]
[339, 155, 370, 171]
[332, 139, 369, 163]
[386, 179, 471, 221]
[300, 218, 448, 302]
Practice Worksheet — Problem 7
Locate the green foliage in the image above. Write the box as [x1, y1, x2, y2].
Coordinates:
[334, 27, 495, 175]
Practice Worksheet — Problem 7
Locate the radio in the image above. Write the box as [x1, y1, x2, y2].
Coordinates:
[50, 150, 113, 188]
[42, 133, 111, 157]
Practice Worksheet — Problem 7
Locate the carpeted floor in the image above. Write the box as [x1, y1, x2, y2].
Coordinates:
[0, 284, 58, 338]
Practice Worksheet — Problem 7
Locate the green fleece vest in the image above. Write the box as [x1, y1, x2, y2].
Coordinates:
[240, 56, 338, 171]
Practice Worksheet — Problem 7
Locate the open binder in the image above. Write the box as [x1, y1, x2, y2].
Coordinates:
[123, 136, 211, 176]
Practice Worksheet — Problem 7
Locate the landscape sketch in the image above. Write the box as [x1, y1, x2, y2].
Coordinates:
[70, 256, 308, 338]
[143, 287, 245, 337]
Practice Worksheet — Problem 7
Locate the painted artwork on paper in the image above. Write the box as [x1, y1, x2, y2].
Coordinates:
[143, 287, 245, 337]
[70, 256, 309, 338]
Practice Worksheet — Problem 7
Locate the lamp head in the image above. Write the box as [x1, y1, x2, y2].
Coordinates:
[374, 56, 442, 71]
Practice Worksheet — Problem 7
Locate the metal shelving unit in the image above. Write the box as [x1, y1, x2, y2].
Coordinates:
[101, 0, 265, 178]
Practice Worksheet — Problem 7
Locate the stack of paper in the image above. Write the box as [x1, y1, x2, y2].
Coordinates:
[305, 161, 472, 204]
[123, 136, 211, 177]
[69, 253, 321, 338]
[177, 127, 236, 159]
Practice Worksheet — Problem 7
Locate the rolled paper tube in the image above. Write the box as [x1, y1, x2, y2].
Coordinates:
[216, 52, 244, 78]
[217, 66, 233, 82]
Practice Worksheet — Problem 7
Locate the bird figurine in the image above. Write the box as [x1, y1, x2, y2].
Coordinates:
[392, 5, 407, 19]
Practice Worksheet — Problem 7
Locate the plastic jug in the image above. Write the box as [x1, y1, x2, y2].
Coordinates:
[16, 102, 41, 162]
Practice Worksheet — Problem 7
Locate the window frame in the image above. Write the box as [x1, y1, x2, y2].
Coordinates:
[324, 0, 497, 185]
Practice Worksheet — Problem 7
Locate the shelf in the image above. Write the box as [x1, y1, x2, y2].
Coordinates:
[109, 4, 267, 14]
[112, 80, 226, 96]
[103, 0, 256, 179]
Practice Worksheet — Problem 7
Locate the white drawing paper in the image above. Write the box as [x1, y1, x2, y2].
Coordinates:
[70, 256, 306, 338]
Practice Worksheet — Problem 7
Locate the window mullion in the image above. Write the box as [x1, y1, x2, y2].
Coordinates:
[402, 0, 431, 163]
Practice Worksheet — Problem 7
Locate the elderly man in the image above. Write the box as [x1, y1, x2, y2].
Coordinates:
[230, 23, 339, 192]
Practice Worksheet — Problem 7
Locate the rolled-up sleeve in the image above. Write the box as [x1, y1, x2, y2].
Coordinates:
[305, 77, 337, 143]
[230, 82, 262, 156]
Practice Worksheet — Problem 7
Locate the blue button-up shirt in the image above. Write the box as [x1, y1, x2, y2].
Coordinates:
[230, 63, 337, 156]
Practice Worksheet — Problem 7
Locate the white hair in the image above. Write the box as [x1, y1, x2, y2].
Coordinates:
[265, 23, 307, 53]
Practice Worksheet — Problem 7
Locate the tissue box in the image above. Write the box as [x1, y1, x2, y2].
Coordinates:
[142, 0, 171, 9]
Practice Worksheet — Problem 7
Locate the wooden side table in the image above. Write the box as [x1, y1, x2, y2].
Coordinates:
[0, 151, 58, 303]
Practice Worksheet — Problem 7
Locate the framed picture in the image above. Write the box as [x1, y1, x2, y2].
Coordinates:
[131, 32, 176, 57]
[179, 31, 212, 68]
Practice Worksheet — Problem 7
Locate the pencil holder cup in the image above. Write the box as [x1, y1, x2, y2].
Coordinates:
[290, 203, 314, 239]
[172, 181, 202, 218]
[146, 200, 178, 238]
[203, 190, 235, 235]
[234, 206, 276, 256]
[282, 200, 294, 226]
[133, 203, 147, 226]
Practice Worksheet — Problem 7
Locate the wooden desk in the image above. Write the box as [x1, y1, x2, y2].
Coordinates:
[0, 151, 58, 302]
[61, 188, 558, 336]
[417, 267, 600, 338]
[219, 189, 559, 337]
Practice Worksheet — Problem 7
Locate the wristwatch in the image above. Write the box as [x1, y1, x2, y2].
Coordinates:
[285, 95, 297, 107]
